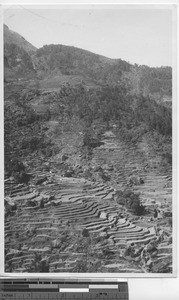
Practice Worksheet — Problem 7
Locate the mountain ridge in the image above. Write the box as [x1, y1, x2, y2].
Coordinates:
[4, 24, 37, 54]
[4, 24, 172, 101]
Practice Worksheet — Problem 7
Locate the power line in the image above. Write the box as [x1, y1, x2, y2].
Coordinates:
[3, 5, 15, 14]
[18, 5, 80, 28]
[19, 5, 58, 23]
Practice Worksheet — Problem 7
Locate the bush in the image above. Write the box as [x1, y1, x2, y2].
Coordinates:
[162, 151, 172, 165]
[5, 158, 31, 184]
[116, 189, 145, 216]
[82, 228, 90, 238]
[13, 170, 31, 184]
[83, 127, 103, 153]
[21, 136, 42, 152]
[8, 158, 25, 174]
[5, 158, 23, 177]
[130, 200, 145, 215]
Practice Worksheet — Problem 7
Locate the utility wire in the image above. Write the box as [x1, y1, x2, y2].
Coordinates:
[19, 5, 58, 23]
[18, 5, 80, 28]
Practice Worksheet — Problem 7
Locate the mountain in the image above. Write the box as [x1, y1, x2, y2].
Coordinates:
[4, 24, 36, 54]
[33, 44, 132, 90]
[3, 24, 172, 101]
[4, 25, 173, 275]
[4, 24, 37, 82]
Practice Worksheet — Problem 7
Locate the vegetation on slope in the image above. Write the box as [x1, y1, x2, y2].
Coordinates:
[4, 78, 172, 181]
[4, 24, 36, 54]
[4, 85, 57, 178]
[4, 24, 172, 100]
[4, 24, 173, 275]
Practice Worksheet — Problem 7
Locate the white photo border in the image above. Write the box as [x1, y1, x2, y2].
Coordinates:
[0, 1, 178, 280]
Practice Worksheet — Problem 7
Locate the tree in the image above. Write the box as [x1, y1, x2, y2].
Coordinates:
[116, 189, 145, 216]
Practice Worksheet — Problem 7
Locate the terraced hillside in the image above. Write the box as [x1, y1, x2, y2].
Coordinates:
[5, 131, 172, 274]
[4, 22, 173, 275]
[92, 131, 172, 208]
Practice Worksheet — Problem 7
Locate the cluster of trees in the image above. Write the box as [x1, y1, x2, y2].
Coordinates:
[35, 44, 133, 85]
[4, 87, 57, 178]
[139, 65, 172, 97]
[41, 82, 172, 161]
[53, 83, 172, 139]
[116, 189, 145, 216]
[134, 95, 172, 136]
[5, 75, 172, 179]
[35, 44, 108, 78]
[34, 44, 172, 99]
[5, 158, 31, 184]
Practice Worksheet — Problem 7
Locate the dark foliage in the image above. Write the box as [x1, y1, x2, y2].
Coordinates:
[4, 87, 58, 176]
[4, 43, 36, 81]
[139, 65, 172, 97]
[4, 79, 172, 180]
[82, 228, 90, 238]
[134, 95, 172, 136]
[116, 189, 145, 216]
[35, 44, 131, 84]
[5, 158, 31, 183]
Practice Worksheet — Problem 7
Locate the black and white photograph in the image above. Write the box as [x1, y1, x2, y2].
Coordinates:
[2, 4, 176, 275]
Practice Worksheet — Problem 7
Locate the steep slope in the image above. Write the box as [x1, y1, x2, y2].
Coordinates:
[33, 44, 172, 100]
[4, 43, 37, 82]
[3, 23, 173, 275]
[4, 24, 172, 101]
[4, 24, 36, 54]
[4, 24, 36, 82]
[4, 131, 172, 273]
[33, 44, 131, 86]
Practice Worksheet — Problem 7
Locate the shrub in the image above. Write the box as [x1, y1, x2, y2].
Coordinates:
[21, 136, 42, 152]
[13, 170, 31, 184]
[162, 151, 172, 165]
[5, 158, 31, 184]
[116, 189, 145, 216]
[82, 228, 90, 238]
[8, 158, 25, 174]
[130, 200, 145, 215]
[83, 126, 102, 149]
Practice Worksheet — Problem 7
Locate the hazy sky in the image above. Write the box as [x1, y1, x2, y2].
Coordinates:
[3, 5, 173, 67]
